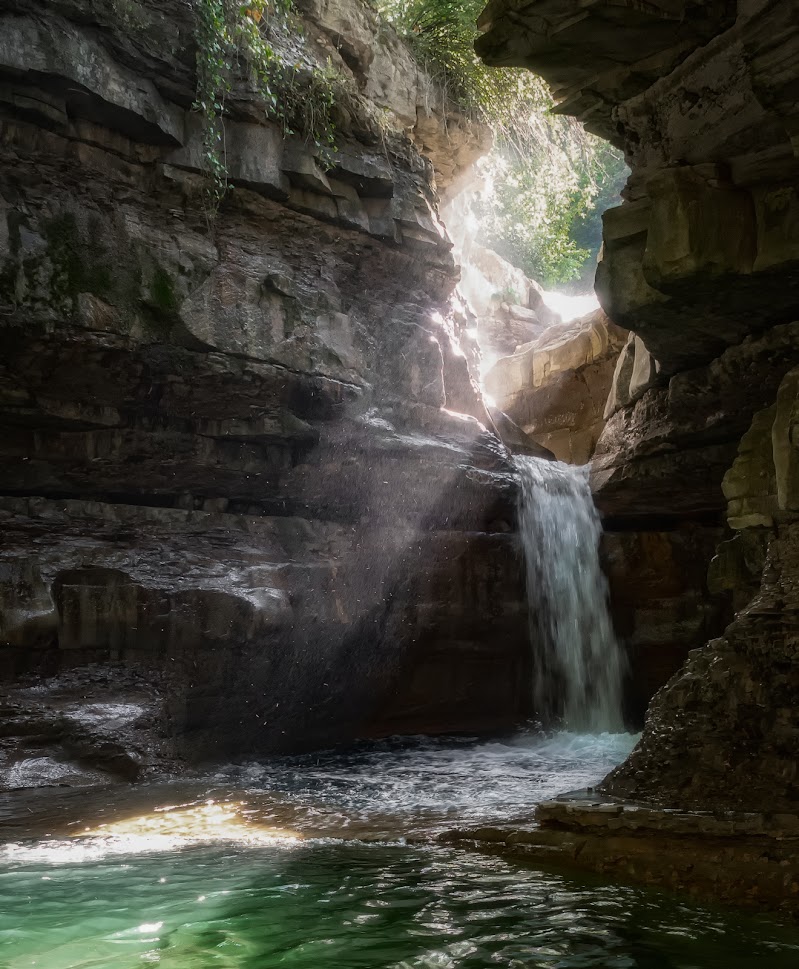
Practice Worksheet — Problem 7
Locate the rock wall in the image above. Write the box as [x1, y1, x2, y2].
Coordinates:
[484, 310, 627, 464]
[601, 524, 729, 725]
[0, 0, 529, 784]
[607, 370, 799, 810]
[479, 0, 799, 806]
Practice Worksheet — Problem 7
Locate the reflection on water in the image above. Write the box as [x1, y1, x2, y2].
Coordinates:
[1, 730, 798, 968]
[2, 842, 798, 968]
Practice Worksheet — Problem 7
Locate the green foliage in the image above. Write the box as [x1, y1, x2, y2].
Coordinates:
[375, 0, 628, 288]
[476, 140, 628, 288]
[491, 285, 520, 305]
[377, 0, 550, 147]
[271, 58, 338, 159]
[193, 0, 238, 210]
[192, 0, 337, 216]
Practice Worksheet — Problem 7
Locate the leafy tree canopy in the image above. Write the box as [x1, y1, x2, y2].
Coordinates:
[374, 0, 628, 289]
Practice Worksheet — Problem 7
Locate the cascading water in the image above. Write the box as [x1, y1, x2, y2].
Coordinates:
[515, 455, 627, 732]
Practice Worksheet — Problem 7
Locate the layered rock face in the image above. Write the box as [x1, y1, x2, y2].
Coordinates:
[479, 0, 799, 808]
[0, 0, 530, 784]
[484, 310, 627, 464]
[607, 372, 799, 810]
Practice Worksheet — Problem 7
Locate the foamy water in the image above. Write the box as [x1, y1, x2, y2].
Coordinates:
[214, 729, 638, 832]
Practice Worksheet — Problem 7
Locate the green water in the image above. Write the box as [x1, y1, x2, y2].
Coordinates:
[1, 733, 798, 968]
[2, 842, 798, 968]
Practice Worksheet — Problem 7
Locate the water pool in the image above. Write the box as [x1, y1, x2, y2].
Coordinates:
[1, 731, 797, 968]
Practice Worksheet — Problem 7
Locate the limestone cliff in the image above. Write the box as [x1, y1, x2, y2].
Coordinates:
[0, 0, 527, 785]
[479, 0, 799, 809]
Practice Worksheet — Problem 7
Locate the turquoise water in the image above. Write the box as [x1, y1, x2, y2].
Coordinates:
[1, 732, 798, 968]
[3, 842, 799, 969]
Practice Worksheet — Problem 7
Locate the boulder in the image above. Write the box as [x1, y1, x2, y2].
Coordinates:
[486, 407, 555, 461]
[484, 310, 627, 463]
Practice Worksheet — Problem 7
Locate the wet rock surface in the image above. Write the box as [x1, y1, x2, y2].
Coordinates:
[0, 665, 180, 790]
[0, 0, 529, 786]
[601, 524, 731, 726]
[604, 371, 799, 812]
[444, 791, 799, 914]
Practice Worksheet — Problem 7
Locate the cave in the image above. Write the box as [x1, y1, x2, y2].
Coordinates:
[2, 0, 799, 963]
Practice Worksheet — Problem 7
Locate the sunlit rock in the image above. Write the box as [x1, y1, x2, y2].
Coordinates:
[484, 309, 627, 463]
[478, 0, 799, 848]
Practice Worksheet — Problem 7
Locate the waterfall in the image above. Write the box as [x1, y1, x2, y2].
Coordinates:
[515, 455, 627, 732]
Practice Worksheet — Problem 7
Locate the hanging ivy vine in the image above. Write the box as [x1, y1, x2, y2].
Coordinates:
[192, 0, 337, 215]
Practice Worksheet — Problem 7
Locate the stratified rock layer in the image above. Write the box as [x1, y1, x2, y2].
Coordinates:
[479, 0, 799, 816]
[0, 0, 528, 782]
[484, 310, 627, 464]
[605, 369, 799, 811]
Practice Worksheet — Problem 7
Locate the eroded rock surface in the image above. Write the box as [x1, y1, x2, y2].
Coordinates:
[445, 793, 799, 914]
[601, 525, 729, 725]
[479, 0, 799, 376]
[485, 310, 627, 464]
[604, 369, 799, 811]
[479, 0, 799, 822]
[0, 0, 528, 783]
[0, 665, 179, 790]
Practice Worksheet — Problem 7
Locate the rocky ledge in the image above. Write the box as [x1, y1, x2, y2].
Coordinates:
[484, 309, 627, 464]
[444, 791, 799, 914]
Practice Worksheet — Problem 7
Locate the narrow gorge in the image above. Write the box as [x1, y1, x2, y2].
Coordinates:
[2, 0, 799, 964]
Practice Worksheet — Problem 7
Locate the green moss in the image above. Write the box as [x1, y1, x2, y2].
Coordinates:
[149, 266, 178, 314]
[0, 213, 26, 310]
[40, 212, 114, 308]
[0, 259, 17, 310]
[43, 212, 83, 294]
[0, 211, 24, 307]
[6, 211, 24, 257]
[93, 265, 113, 295]
[141, 264, 180, 337]
[109, 0, 149, 30]
[40, 212, 93, 309]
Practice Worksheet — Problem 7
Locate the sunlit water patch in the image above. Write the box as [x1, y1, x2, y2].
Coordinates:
[0, 731, 635, 857]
